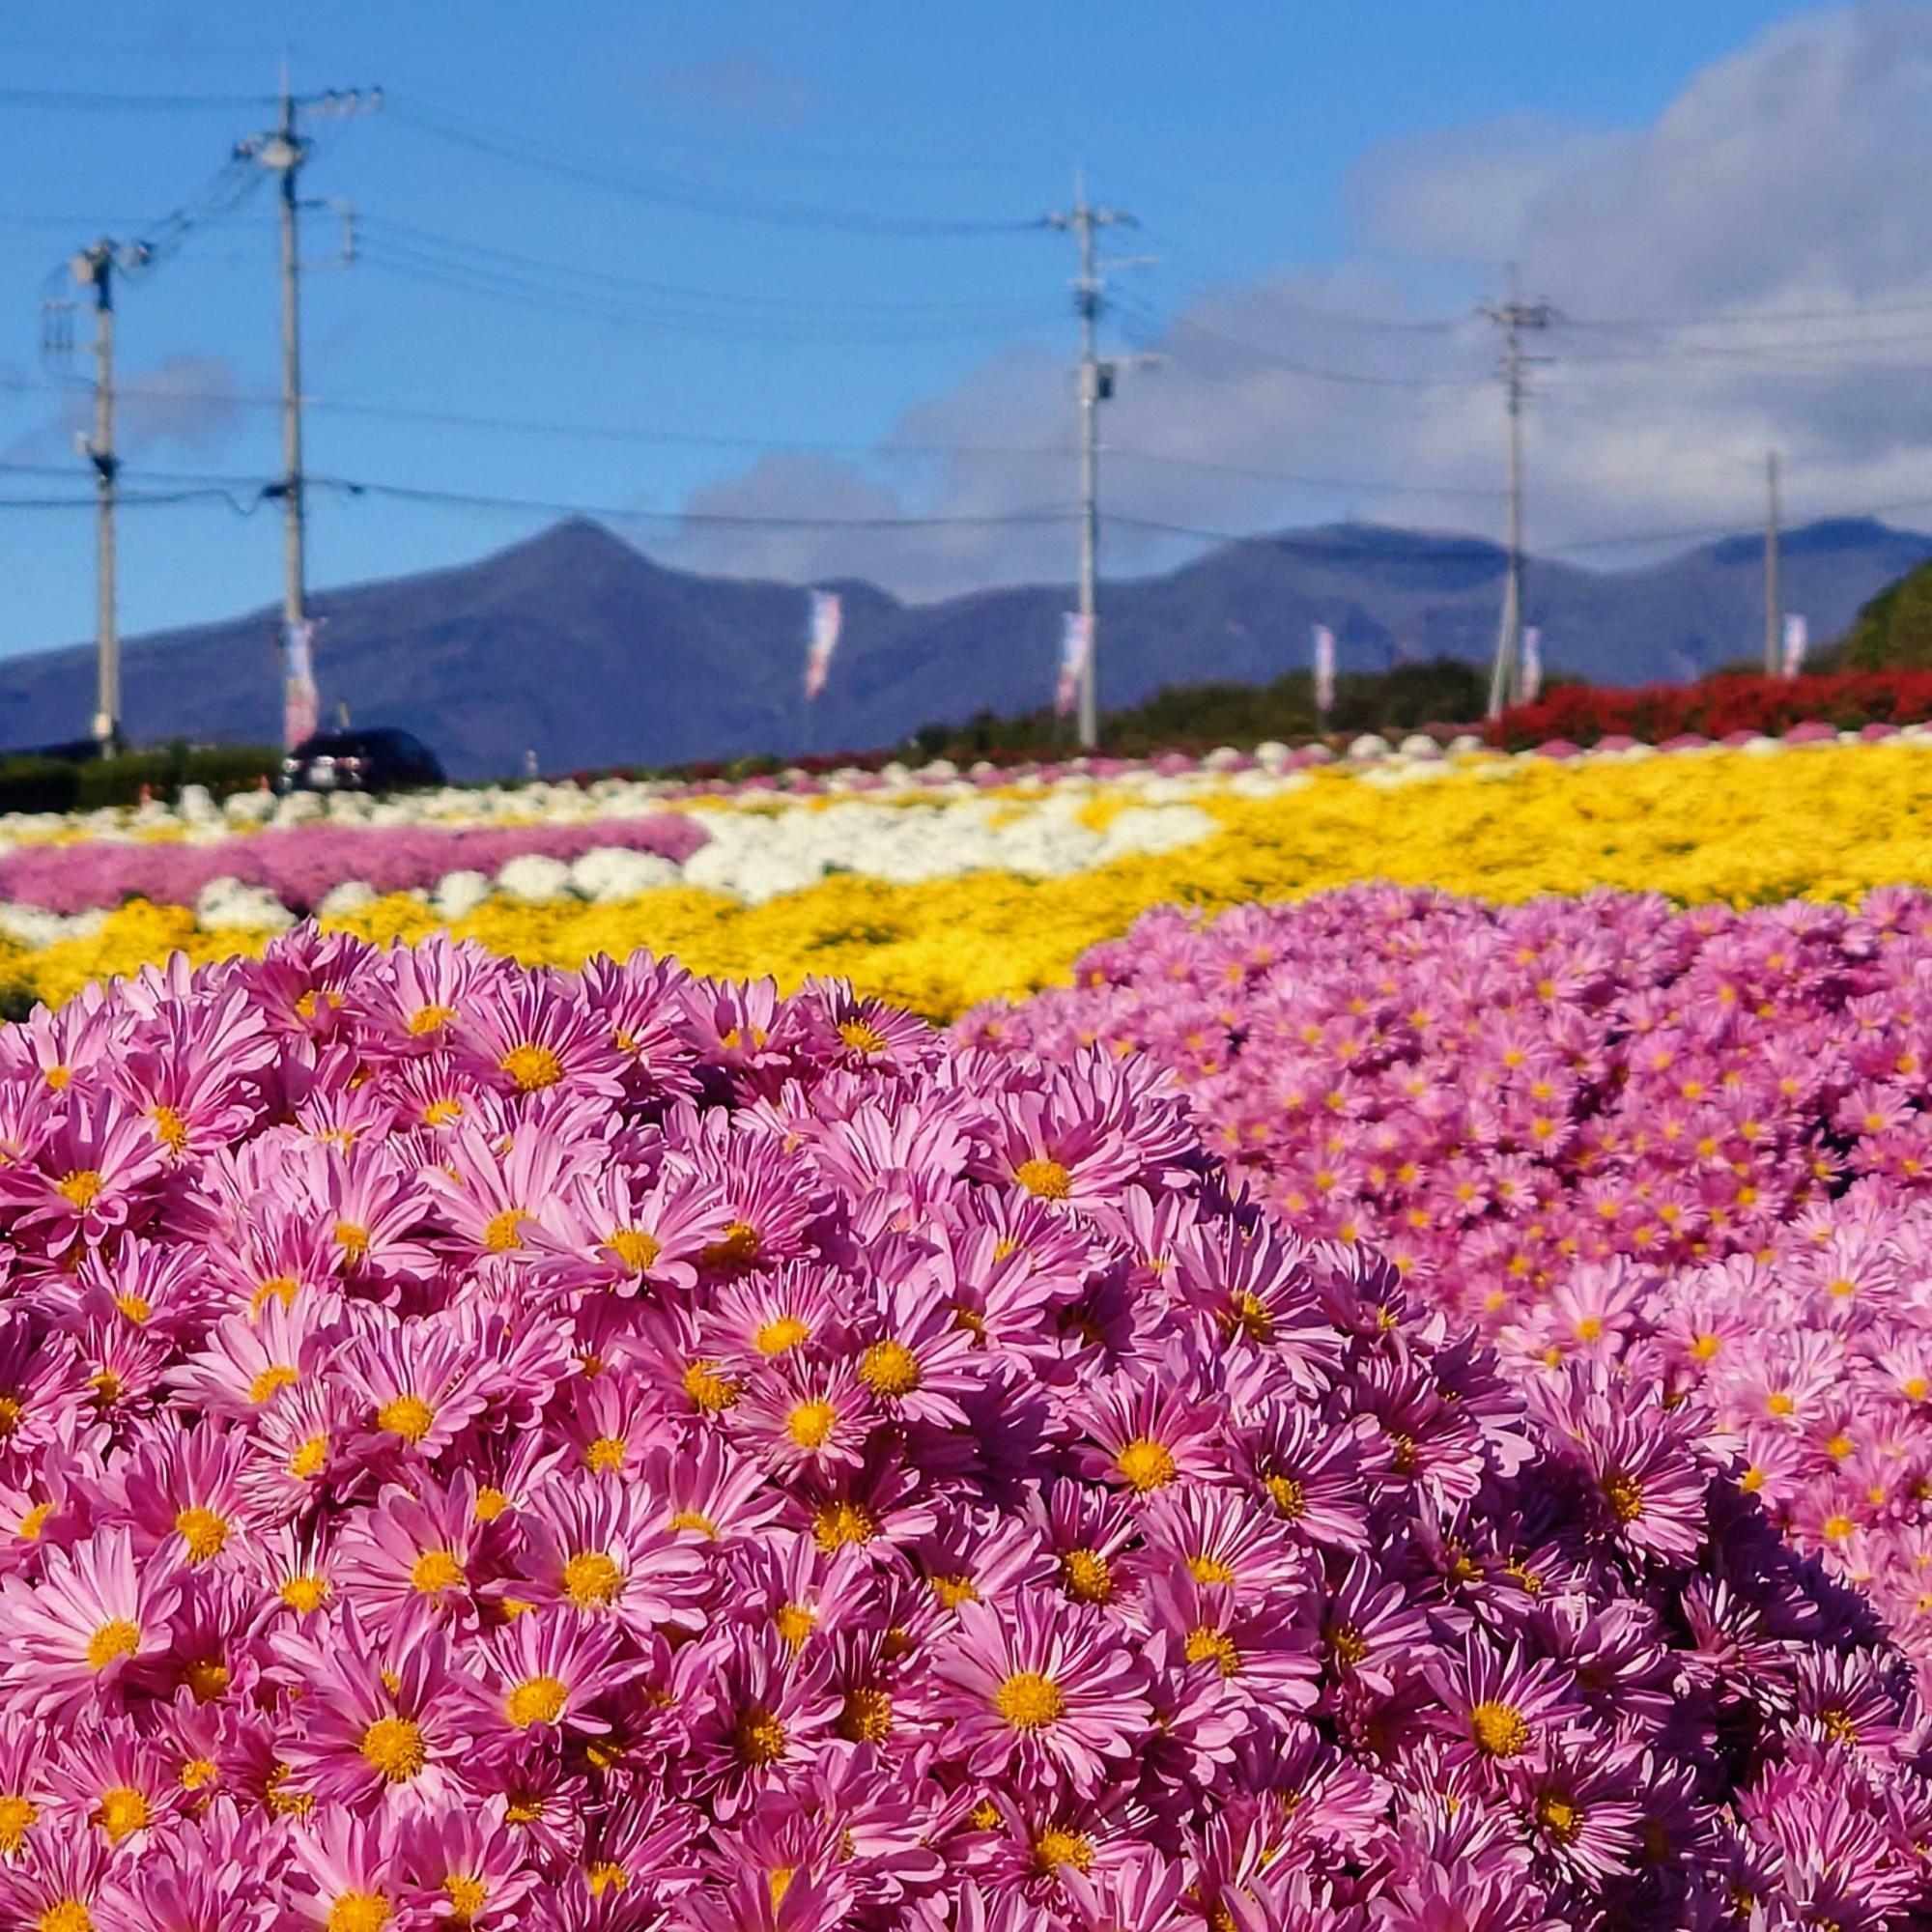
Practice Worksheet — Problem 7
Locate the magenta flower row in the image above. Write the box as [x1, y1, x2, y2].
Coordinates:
[0, 929, 1893, 1930]
[0, 815, 708, 916]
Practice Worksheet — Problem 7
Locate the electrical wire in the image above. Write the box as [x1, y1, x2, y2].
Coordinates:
[355, 237, 1065, 343]
[0, 87, 272, 110]
[389, 97, 1048, 238]
[355, 213, 1065, 321]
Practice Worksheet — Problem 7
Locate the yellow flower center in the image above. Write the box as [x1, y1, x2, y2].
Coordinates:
[251, 1275, 298, 1313]
[408, 1006, 456, 1037]
[786, 1400, 838, 1449]
[326, 1895, 390, 1932]
[474, 1488, 509, 1521]
[812, 1500, 877, 1550]
[773, 1602, 817, 1650]
[483, 1209, 527, 1254]
[1185, 1627, 1242, 1677]
[838, 1019, 890, 1054]
[332, 1220, 370, 1263]
[56, 1170, 102, 1210]
[1325, 1622, 1369, 1667]
[1115, 1437, 1179, 1492]
[994, 1670, 1064, 1730]
[703, 1221, 762, 1269]
[838, 1687, 893, 1744]
[606, 1228, 661, 1273]
[585, 1862, 626, 1896]
[411, 1548, 466, 1595]
[38, 1906, 91, 1932]
[1818, 1705, 1858, 1745]
[733, 1704, 788, 1767]
[1603, 1471, 1644, 1523]
[681, 1360, 739, 1412]
[1187, 1553, 1238, 1584]
[584, 1435, 626, 1474]
[179, 1757, 216, 1790]
[280, 1573, 329, 1613]
[1014, 1157, 1071, 1200]
[0, 1792, 35, 1852]
[1264, 1474, 1307, 1519]
[753, 1315, 810, 1356]
[112, 1293, 152, 1324]
[499, 1042, 562, 1092]
[173, 1506, 230, 1563]
[1469, 1699, 1532, 1757]
[668, 1508, 719, 1538]
[1060, 1548, 1114, 1604]
[86, 1619, 140, 1671]
[422, 1097, 464, 1127]
[1033, 1827, 1095, 1873]
[359, 1716, 427, 1783]
[377, 1394, 436, 1444]
[149, 1105, 189, 1154]
[289, 1435, 329, 1481]
[441, 1875, 487, 1929]
[1538, 1794, 1583, 1842]
[562, 1550, 623, 1607]
[93, 1786, 148, 1844]
[183, 1659, 229, 1703]
[859, 1339, 922, 1398]
[247, 1365, 298, 1405]
[505, 1674, 569, 1727]
[1226, 1290, 1275, 1343]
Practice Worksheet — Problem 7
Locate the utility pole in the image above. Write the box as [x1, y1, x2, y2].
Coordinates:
[235, 66, 380, 726]
[1046, 172, 1139, 751]
[1763, 449, 1782, 677]
[70, 240, 142, 754]
[1482, 269, 1556, 718]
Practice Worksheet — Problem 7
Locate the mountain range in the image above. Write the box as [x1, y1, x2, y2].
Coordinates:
[1, 514, 1926, 780]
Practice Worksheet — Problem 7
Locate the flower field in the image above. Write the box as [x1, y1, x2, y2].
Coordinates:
[6, 730, 1932, 1017]
[3, 725, 1932, 1926]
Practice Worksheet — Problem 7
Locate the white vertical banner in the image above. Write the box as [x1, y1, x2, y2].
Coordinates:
[1312, 624, 1336, 715]
[1056, 611, 1093, 718]
[1781, 612, 1808, 681]
[282, 619, 319, 751]
[804, 590, 842, 701]
[1521, 626, 1544, 702]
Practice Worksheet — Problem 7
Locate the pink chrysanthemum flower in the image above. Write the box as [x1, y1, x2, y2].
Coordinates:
[928, 1595, 1152, 1796]
[0, 1525, 182, 1719]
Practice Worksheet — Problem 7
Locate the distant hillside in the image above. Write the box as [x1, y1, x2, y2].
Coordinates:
[1830, 553, 1932, 669]
[0, 514, 1925, 779]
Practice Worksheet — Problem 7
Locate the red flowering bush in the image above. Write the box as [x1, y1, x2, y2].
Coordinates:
[1490, 669, 1932, 750]
[0, 930, 1906, 1929]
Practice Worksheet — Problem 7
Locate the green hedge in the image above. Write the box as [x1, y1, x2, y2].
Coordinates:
[0, 743, 279, 816]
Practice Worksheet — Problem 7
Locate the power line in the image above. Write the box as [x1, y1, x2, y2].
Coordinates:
[0, 87, 273, 110]
[355, 213, 1064, 321]
[355, 237, 1065, 343]
[306, 474, 1078, 530]
[1114, 297, 1492, 392]
[389, 97, 1047, 239]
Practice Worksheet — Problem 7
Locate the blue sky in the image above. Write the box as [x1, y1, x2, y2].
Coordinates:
[0, 0, 1888, 655]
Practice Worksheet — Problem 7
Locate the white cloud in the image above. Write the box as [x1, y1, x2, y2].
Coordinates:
[660, 5, 1932, 597]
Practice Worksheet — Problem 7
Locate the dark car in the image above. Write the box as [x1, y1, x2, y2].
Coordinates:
[276, 727, 446, 796]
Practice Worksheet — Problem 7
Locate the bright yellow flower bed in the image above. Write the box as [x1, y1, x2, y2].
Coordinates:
[4, 741, 1927, 1019]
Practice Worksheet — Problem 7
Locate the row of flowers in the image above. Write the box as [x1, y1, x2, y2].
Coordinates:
[0, 929, 1906, 1931]
[1489, 670, 1932, 752]
[4, 735, 1932, 1017]
[972, 883, 1932, 1694]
